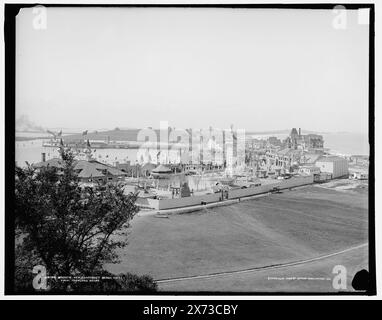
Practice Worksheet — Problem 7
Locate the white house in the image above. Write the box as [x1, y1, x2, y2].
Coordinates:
[299, 165, 321, 175]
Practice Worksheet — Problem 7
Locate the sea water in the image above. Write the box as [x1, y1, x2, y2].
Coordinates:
[322, 132, 369, 156]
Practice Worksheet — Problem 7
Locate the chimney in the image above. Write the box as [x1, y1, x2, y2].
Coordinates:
[298, 128, 301, 136]
[223, 130, 226, 168]
[41, 152, 46, 162]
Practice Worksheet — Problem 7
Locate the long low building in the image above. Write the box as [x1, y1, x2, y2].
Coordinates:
[136, 175, 314, 211]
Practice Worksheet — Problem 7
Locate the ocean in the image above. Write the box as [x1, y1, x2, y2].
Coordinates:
[321, 132, 369, 156]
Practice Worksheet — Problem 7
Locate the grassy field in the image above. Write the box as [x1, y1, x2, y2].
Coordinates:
[159, 244, 368, 292]
[104, 185, 368, 292]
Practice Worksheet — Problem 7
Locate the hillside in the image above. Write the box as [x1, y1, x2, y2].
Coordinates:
[105, 185, 368, 291]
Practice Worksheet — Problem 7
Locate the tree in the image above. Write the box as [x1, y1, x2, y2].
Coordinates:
[15, 148, 156, 292]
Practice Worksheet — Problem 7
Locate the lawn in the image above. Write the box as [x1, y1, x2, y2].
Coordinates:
[104, 185, 368, 291]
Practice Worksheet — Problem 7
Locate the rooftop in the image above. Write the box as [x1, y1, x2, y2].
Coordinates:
[152, 164, 172, 173]
[33, 158, 65, 168]
[301, 153, 323, 164]
[316, 156, 347, 163]
[290, 128, 299, 136]
[33, 158, 127, 179]
[276, 148, 302, 156]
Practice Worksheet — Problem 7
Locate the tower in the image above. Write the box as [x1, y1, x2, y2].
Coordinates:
[290, 128, 298, 149]
[84, 139, 93, 161]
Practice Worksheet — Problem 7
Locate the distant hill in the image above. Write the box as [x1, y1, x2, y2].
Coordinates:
[58, 127, 329, 142]
[246, 129, 326, 135]
[63, 128, 167, 142]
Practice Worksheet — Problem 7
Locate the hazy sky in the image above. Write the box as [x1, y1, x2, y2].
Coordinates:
[16, 7, 370, 133]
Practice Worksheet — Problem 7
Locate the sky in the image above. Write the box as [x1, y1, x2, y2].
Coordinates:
[16, 7, 370, 133]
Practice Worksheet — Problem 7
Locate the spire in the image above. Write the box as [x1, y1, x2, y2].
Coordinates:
[84, 139, 93, 160]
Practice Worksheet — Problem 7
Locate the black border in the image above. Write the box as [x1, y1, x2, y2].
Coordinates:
[4, 3, 376, 296]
